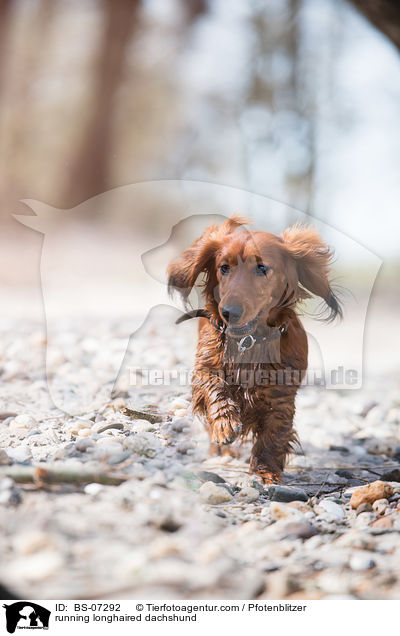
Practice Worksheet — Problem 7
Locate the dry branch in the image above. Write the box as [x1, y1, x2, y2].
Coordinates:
[0, 465, 129, 486]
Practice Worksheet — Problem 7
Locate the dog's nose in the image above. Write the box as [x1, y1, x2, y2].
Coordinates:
[222, 305, 243, 324]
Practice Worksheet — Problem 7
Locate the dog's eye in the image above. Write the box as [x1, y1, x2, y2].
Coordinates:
[255, 263, 270, 276]
[219, 264, 230, 275]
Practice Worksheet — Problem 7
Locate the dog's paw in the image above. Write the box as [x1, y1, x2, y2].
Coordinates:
[211, 418, 242, 445]
[250, 460, 282, 484]
[251, 470, 281, 485]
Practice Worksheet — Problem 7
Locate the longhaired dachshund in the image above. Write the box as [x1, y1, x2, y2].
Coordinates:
[167, 216, 342, 483]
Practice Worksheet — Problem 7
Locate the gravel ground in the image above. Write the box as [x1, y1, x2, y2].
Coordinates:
[1, 312, 400, 600]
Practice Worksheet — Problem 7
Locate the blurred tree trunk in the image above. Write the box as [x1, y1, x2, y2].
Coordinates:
[0, 0, 13, 217]
[0, 0, 55, 221]
[348, 0, 400, 50]
[63, 0, 140, 207]
[182, 0, 208, 24]
[0, 0, 13, 91]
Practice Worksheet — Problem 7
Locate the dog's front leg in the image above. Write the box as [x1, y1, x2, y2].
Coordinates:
[249, 398, 297, 484]
[192, 370, 242, 445]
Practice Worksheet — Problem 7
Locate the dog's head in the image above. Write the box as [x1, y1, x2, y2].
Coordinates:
[167, 215, 342, 337]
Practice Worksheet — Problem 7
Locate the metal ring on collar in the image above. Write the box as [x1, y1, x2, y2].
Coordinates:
[237, 334, 256, 353]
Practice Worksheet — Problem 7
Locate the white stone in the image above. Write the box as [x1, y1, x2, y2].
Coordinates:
[9, 415, 37, 438]
[13, 531, 55, 556]
[199, 482, 233, 504]
[170, 397, 190, 410]
[349, 552, 376, 571]
[317, 572, 352, 595]
[125, 432, 161, 457]
[354, 512, 375, 528]
[174, 408, 188, 417]
[13, 414, 38, 427]
[84, 483, 104, 496]
[372, 498, 388, 515]
[270, 502, 305, 521]
[7, 446, 32, 463]
[316, 499, 345, 520]
[8, 550, 64, 582]
[237, 487, 260, 503]
[0, 477, 14, 490]
[128, 419, 156, 433]
[94, 441, 123, 459]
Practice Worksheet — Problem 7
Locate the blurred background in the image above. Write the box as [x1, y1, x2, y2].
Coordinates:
[0, 0, 399, 369]
[0, 0, 399, 233]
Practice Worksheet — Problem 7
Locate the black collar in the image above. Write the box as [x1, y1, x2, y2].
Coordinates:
[176, 309, 287, 353]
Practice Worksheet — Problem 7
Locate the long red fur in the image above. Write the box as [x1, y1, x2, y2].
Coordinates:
[168, 216, 341, 483]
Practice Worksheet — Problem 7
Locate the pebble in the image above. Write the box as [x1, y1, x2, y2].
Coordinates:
[393, 446, 400, 461]
[372, 499, 389, 515]
[94, 441, 123, 459]
[370, 516, 393, 529]
[126, 432, 161, 457]
[270, 502, 305, 521]
[317, 572, 352, 595]
[251, 480, 267, 495]
[356, 502, 373, 515]
[13, 530, 55, 556]
[354, 512, 375, 528]
[7, 446, 33, 463]
[107, 450, 132, 465]
[364, 439, 397, 456]
[199, 481, 233, 504]
[288, 501, 313, 515]
[9, 415, 38, 438]
[170, 397, 190, 411]
[77, 428, 91, 438]
[0, 477, 14, 491]
[350, 481, 394, 509]
[84, 483, 104, 496]
[0, 411, 18, 420]
[359, 401, 378, 418]
[176, 441, 194, 455]
[69, 420, 93, 434]
[0, 449, 10, 465]
[196, 471, 226, 484]
[173, 408, 187, 418]
[9, 550, 64, 582]
[92, 422, 124, 434]
[316, 499, 345, 521]
[10, 414, 37, 428]
[75, 438, 95, 452]
[170, 417, 191, 432]
[349, 553, 376, 571]
[0, 487, 22, 505]
[236, 487, 259, 503]
[127, 419, 156, 433]
[280, 521, 318, 540]
[268, 485, 308, 502]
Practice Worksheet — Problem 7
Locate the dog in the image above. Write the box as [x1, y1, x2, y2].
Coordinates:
[167, 215, 342, 483]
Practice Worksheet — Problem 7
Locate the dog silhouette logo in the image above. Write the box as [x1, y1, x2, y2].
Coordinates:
[2, 602, 51, 633]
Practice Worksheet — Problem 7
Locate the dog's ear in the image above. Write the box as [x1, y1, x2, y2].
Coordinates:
[282, 225, 342, 321]
[167, 215, 249, 303]
[167, 232, 219, 303]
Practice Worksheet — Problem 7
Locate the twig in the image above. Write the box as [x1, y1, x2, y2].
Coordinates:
[122, 407, 161, 424]
[287, 464, 400, 472]
[314, 472, 330, 497]
[0, 465, 129, 486]
[284, 481, 364, 487]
